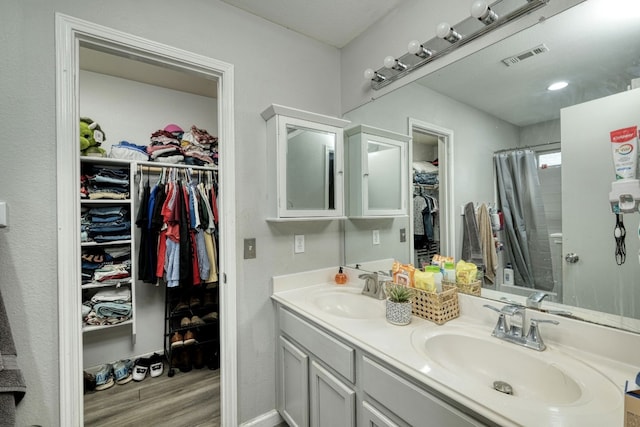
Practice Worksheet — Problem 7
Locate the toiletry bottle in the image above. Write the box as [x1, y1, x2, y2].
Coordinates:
[503, 263, 514, 286]
[335, 267, 348, 285]
[425, 265, 443, 293]
[443, 262, 456, 284]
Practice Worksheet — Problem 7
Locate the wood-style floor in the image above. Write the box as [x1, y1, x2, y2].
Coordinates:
[84, 364, 220, 427]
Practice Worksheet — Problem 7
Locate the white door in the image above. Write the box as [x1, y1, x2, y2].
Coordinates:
[561, 88, 640, 317]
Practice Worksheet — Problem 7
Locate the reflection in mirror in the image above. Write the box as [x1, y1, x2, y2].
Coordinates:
[343, 0, 640, 333]
[367, 141, 401, 210]
[286, 125, 335, 210]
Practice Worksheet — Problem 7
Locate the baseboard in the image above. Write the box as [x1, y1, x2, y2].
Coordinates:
[239, 409, 283, 427]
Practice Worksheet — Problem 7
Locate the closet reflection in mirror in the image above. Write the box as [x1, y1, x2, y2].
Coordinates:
[286, 125, 336, 210]
[343, 0, 640, 332]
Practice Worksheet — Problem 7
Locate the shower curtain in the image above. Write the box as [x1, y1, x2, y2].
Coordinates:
[494, 149, 554, 291]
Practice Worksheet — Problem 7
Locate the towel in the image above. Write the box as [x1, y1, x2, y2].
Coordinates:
[461, 202, 485, 272]
[0, 290, 26, 426]
[477, 203, 498, 283]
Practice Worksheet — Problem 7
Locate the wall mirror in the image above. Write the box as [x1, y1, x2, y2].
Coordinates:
[343, 0, 640, 333]
[286, 124, 336, 211]
[262, 104, 349, 219]
[346, 125, 409, 217]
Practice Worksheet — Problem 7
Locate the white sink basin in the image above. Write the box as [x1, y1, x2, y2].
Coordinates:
[423, 333, 581, 404]
[308, 287, 384, 319]
[410, 324, 621, 415]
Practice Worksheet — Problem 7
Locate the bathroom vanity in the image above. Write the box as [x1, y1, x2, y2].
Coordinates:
[272, 267, 637, 427]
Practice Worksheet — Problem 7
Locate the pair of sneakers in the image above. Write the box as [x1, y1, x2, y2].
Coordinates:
[133, 353, 164, 381]
[93, 359, 132, 391]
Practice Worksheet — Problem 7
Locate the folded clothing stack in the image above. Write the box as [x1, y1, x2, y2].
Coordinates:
[80, 164, 130, 200]
[83, 288, 132, 327]
[81, 245, 131, 285]
[109, 140, 149, 161]
[81, 206, 131, 243]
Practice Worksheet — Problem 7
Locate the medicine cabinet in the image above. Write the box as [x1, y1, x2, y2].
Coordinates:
[345, 125, 410, 217]
[262, 104, 350, 220]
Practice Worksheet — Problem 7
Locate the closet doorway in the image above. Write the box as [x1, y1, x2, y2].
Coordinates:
[55, 15, 237, 426]
[408, 119, 455, 266]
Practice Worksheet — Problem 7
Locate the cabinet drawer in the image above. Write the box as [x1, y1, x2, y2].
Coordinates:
[279, 307, 355, 382]
[362, 356, 484, 427]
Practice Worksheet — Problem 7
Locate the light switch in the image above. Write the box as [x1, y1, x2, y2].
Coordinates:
[399, 228, 406, 242]
[294, 235, 305, 253]
[244, 238, 256, 259]
[372, 230, 380, 245]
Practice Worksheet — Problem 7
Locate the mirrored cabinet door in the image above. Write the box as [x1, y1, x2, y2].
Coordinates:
[346, 125, 410, 217]
[262, 104, 350, 220]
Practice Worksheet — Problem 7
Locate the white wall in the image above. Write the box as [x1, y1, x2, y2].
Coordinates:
[0, 0, 341, 425]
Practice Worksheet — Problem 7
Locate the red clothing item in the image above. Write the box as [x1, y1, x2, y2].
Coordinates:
[156, 229, 168, 280]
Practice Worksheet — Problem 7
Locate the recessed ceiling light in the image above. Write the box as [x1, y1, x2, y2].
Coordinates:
[547, 81, 568, 91]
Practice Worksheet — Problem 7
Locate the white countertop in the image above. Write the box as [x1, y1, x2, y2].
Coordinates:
[272, 267, 638, 427]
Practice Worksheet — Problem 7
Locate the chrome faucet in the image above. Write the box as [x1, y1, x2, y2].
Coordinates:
[526, 291, 548, 309]
[484, 304, 559, 351]
[359, 273, 387, 300]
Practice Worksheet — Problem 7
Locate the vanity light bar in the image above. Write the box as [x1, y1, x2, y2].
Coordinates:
[366, 0, 548, 90]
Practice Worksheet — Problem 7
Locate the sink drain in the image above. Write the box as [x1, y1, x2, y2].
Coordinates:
[493, 380, 513, 395]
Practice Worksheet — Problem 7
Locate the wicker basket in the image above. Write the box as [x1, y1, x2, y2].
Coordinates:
[411, 284, 459, 325]
[444, 280, 482, 296]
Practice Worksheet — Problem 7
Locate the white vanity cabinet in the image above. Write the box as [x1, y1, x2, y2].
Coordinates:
[345, 125, 409, 217]
[262, 104, 350, 220]
[275, 303, 490, 427]
[361, 357, 486, 427]
[277, 306, 356, 427]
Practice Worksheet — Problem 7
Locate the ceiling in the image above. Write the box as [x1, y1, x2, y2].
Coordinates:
[221, 0, 402, 48]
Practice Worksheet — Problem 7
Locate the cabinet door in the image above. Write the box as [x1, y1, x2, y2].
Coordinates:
[360, 401, 402, 427]
[310, 361, 355, 427]
[362, 134, 406, 216]
[278, 336, 309, 427]
[346, 125, 409, 218]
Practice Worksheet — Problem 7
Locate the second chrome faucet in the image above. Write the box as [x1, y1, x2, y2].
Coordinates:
[484, 304, 559, 351]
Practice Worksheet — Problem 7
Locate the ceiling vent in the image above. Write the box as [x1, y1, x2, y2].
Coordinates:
[501, 44, 549, 66]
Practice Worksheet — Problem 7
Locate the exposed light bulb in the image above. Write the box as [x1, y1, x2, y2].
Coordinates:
[364, 68, 385, 82]
[471, 0, 499, 25]
[408, 40, 434, 59]
[436, 22, 462, 43]
[383, 56, 407, 71]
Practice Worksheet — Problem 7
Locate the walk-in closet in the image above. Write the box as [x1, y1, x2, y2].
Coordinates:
[411, 130, 441, 268]
[65, 28, 229, 424]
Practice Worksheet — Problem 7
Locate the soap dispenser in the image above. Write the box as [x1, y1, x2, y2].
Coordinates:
[335, 267, 348, 285]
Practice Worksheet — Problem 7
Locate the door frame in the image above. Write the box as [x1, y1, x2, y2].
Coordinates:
[407, 118, 455, 261]
[55, 14, 237, 426]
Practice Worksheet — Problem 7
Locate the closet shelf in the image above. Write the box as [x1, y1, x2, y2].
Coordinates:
[81, 280, 132, 290]
[81, 239, 132, 247]
[81, 199, 132, 204]
[82, 319, 133, 333]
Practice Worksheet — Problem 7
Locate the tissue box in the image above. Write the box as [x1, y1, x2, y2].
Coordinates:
[625, 382, 640, 426]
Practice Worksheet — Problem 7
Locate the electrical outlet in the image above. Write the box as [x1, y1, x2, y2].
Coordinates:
[399, 228, 406, 242]
[244, 238, 256, 259]
[372, 229, 380, 245]
[294, 234, 305, 253]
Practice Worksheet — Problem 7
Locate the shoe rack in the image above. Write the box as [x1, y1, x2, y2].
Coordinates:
[164, 285, 220, 377]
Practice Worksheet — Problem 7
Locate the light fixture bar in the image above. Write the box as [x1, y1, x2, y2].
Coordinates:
[368, 0, 548, 90]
